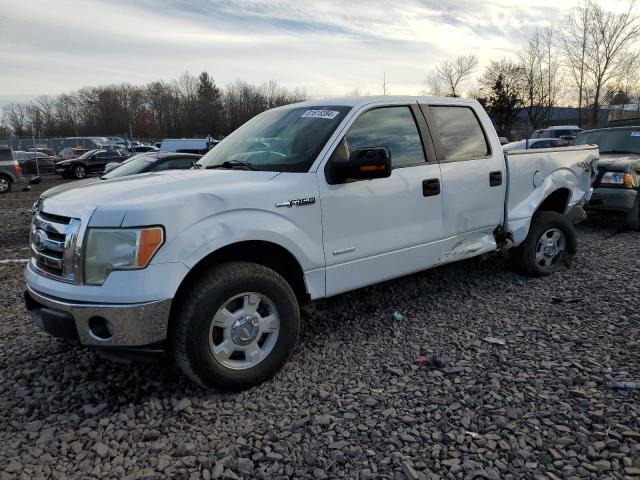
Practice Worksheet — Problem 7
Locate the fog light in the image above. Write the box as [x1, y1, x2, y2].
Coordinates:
[88, 316, 112, 340]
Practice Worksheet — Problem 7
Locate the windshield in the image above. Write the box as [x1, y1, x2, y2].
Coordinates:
[101, 154, 154, 179]
[76, 149, 99, 160]
[574, 128, 640, 155]
[198, 105, 351, 172]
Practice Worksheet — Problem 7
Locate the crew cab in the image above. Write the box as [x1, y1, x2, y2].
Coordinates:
[24, 96, 597, 390]
[574, 126, 640, 229]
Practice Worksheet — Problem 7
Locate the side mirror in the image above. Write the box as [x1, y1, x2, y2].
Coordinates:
[328, 146, 392, 184]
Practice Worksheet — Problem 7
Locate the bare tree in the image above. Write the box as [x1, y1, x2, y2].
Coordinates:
[426, 54, 479, 97]
[586, 1, 640, 126]
[561, 0, 640, 127]
[518, 27, 562, 128]
[559, 0, 592, 123]
[380, 73, 391, 96]
[2, 104, 27, 136]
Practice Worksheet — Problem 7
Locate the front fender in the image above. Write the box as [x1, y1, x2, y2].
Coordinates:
[152, 208, 324, 273]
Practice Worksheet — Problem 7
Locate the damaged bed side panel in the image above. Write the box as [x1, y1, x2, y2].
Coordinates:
[505, 145, 597, 245]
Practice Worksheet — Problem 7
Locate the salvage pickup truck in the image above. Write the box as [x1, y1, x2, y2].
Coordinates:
[25, 96, 598, 390]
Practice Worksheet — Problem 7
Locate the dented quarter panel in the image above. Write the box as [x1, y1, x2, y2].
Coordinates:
[505, 145, 598, 245]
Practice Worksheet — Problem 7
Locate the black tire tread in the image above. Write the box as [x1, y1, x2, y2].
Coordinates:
[0, 174, 12, 193]
[510, 211, 576, 277]
[173, 261, 299, 390]
[625, 197, 640, 230]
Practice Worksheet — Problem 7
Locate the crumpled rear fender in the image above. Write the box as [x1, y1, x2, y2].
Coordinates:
[505, 146, 597, 245]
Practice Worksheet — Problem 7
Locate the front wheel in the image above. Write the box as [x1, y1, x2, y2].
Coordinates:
[511, 211, 577, 276]
[0, 175, 11, 193]
[72, 165, 86, 179]
[173, 262, 300, 391]
[625, 196, 640, 230]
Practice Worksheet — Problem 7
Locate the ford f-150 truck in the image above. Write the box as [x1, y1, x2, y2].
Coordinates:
[24, 96, 598, 390]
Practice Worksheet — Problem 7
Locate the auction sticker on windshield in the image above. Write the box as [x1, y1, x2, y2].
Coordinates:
[301, 110, 340, 119]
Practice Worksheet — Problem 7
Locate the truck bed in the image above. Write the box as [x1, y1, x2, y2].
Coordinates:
[505, 144, 598, 245]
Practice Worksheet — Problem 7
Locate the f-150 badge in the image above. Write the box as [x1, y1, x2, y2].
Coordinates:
[275, 197, 316, 208]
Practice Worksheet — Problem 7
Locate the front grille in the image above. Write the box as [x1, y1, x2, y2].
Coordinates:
[30, 210, 82, 283]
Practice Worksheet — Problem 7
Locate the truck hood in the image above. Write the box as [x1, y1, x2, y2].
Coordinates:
[40, 169, 281, 226]
[597, 153, 640, 171]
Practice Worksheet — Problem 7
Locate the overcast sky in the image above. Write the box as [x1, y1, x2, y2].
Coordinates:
[0, 0, 634, 105]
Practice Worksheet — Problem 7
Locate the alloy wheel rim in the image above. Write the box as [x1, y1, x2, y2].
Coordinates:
[0, 178, 8, 192]
[75, 166, 85, 178]
[208, 292, 280, 370]
[535, 228, 566, 270]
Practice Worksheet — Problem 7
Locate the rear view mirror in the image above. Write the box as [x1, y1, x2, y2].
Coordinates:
[327, 146, 392, 184]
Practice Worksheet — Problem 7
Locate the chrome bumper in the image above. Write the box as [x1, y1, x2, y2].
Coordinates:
[25, 285, 172, 347]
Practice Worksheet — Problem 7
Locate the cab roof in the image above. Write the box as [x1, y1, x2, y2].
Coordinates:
[283, 95, 480, 109]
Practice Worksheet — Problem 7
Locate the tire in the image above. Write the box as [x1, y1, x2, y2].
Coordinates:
[173, 261, 300, 391]
[510, 211, 577, 277]
[0, 175, 11, 194]
[72, 164, 86, 179]
[625, 196, 640, 230]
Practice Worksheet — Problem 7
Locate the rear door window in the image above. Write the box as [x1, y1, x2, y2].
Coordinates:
[0, 149, 14, 161]
[429, 106, 490, 161]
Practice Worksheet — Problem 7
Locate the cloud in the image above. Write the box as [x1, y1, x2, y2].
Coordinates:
[0, 0, 625, 100]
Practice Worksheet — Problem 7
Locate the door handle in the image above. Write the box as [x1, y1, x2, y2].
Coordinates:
[422, 178, 441, 197]
[490, 171, 503, 186]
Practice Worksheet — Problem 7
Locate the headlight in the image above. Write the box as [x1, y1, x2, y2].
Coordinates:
[84, 227, 164, 285]
[601, 171, 632, 186]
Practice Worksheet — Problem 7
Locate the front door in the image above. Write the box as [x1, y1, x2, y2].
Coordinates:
[318, 104, 444, 296]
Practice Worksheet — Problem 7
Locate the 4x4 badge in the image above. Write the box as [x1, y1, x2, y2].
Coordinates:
[275, 197, 316, 208]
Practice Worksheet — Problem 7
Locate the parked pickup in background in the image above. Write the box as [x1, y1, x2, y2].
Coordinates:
[24, 96, 598, 390]
[574, 126, 640, 229]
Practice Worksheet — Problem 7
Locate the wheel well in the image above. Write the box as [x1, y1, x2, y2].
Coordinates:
[537, 188, 570, 215]
[172, 241, 309, 313]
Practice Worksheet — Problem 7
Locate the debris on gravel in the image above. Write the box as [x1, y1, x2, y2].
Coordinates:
[1, 176, 639, 478]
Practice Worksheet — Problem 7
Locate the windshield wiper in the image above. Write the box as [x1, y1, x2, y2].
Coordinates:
[206, 160, 256, 171]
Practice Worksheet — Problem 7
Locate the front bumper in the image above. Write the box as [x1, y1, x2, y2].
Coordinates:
[587, 187, 637, 213]
[25, 285, 172, 347]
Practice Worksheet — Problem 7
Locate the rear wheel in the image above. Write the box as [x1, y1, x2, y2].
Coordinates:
[72, 165, 86, 179]
[511, 211, 577, 276]
[625, 197, 640, 230]
[0, 175, 11, 193]
[173, 261, 300, 391]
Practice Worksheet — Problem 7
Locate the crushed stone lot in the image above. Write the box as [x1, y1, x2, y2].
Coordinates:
[1, 176, 639, 480]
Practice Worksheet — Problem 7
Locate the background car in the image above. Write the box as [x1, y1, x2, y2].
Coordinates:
[576, 126, 640, 229]
[502, 138, 563, 151]
[531, 125, 582, 140]
[102, 152, 201, 177]
[0, 147, 24, 193]
[55, 149, 129, 179]
[14, 151, 56, 174]
[131, 145, 160, 153]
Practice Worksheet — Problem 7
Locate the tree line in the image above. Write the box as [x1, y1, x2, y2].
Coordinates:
[425, 0, 639, 135]
[1, 73, 307, 140]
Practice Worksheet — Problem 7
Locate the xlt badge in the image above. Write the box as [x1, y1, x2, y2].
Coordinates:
[275, 197, 316, 208]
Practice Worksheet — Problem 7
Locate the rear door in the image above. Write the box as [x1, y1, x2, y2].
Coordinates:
[421, 103, 505, 261]
[318, 103, 445, 296]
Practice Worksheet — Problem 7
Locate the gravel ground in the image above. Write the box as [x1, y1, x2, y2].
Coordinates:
[1, 176, 639, 479]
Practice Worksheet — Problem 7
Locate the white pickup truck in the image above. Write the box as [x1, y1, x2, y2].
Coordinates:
[25, 96, 597, 390]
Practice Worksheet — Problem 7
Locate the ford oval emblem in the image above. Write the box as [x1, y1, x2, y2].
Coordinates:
[33, 230, 48, 252]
